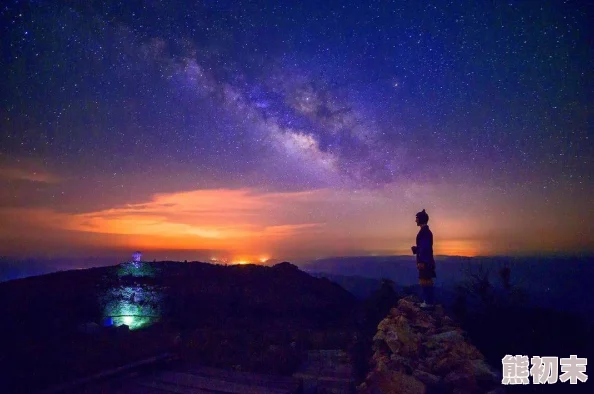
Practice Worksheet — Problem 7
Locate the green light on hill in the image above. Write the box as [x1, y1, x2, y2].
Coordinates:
[101, 284, 164, 331]
[111, 315, 154, 330]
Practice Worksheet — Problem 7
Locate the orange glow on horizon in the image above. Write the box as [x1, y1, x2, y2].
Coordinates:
[436, 240, 482, 257]
[0, 182, 592, 259]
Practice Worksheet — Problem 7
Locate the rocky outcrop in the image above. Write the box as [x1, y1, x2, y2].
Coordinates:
[358, 296, 503, 394]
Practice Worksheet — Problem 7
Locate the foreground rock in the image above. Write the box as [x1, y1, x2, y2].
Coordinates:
[358, 296, 502, 394]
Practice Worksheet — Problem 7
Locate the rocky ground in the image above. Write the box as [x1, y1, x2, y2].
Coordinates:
[358, 296, 502, 394]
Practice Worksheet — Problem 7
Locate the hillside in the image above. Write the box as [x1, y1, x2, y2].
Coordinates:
[0, 261, 358, 393]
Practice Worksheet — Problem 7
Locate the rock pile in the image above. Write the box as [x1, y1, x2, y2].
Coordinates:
[358, 296, 503, 394]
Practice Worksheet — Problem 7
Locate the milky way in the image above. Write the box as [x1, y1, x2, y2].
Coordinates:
[1, 1, 592, 260]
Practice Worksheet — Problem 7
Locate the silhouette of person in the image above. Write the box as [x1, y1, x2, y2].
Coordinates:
[411, 209, 436, 308]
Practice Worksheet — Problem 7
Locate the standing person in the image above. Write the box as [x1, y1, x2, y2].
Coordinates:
[411, 209, 436, 308]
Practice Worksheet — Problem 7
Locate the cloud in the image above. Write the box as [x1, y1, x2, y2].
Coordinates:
[1, 181, 590, 258]
[0, 166, 61, 184]
[0, 188, 326, 244]
[263, 223, 324, 236]
[0, 187, 333, 258]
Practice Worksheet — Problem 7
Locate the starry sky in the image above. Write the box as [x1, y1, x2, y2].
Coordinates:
[1, 0, 592, 262]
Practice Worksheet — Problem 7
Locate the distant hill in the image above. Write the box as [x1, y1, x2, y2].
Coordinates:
[0, 260, 357, 335]
[300, 254, 594, 324]
[308, 272, 460, 316]
[309, 273, 384, 299]
[299, 255, 472, 287]
[4, 253, 593, 323]
[0, 256, 120, 282]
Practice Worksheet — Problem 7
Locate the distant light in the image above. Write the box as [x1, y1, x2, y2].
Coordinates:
[259, 256, 269, 263]
[122, 316, 135, 326]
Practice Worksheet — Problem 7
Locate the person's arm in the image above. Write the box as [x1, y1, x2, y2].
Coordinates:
[417, 230, 433, 263]
[412, 231, 420, 255]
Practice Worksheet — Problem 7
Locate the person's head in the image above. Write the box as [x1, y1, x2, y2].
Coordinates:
[415, 209, 429, 226]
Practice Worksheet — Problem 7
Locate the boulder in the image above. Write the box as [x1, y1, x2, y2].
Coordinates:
[373, 330, 385, 342]
[448, 340, 484, 361]
[393, 316, 420, 357]
[410, 312, 435, 331]
[444, 363, 478, 393]
[389, 307, 402, 318]
[384, 329, 400, 354]
[374, 371, 426, 394]
[389, 354, 414, 373]
[439, 316, 457, 331]
[413, 369, 442, 387]
[377, 317, 393, 331]
[431, 353, 465, 375]
[374, 353, 391, 372]
[397, 297, 421, 318]
[428, 330, 465, 344]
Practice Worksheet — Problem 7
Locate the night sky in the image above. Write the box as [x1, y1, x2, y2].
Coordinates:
[1, 1, 592, 262]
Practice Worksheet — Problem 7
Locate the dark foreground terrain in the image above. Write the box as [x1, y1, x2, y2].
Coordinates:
[0, 261, 357, 393]
[1, 259, 592, 393]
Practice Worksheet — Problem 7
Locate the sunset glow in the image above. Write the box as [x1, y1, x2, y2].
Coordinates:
[0, 180, 591, 261]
